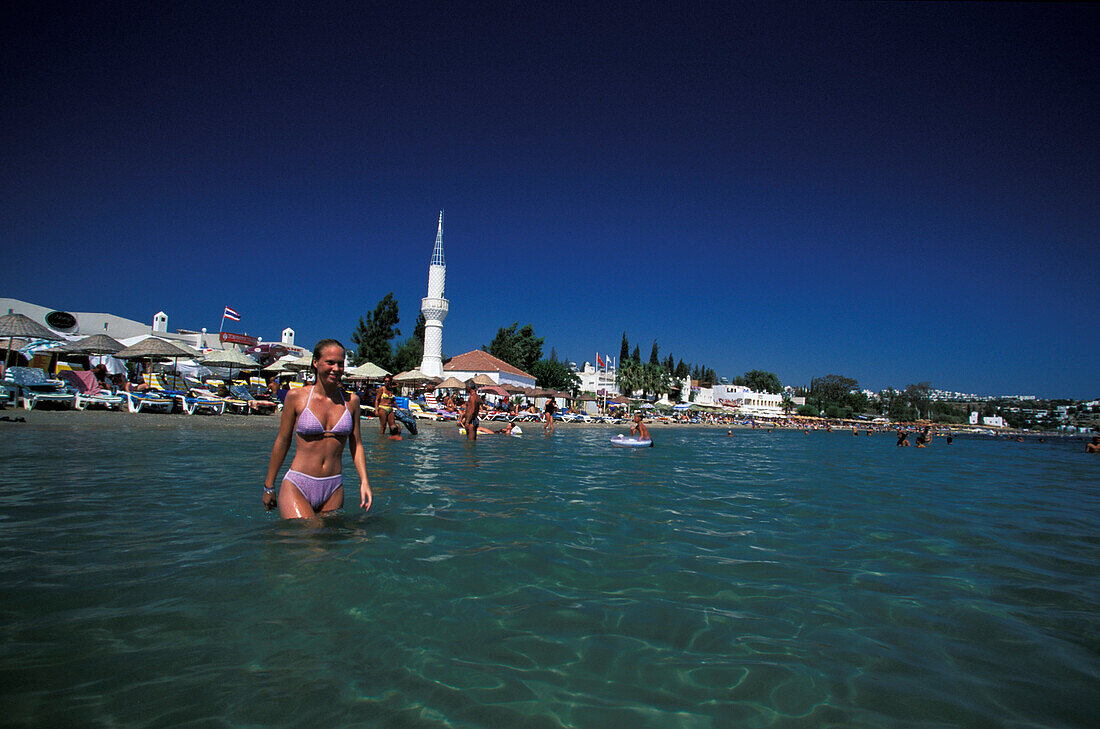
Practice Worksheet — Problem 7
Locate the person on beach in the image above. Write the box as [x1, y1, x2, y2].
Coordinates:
[916, 425, 933, 448]
[630, 412, 651, 442]
[459, 380, 481, 441]
[1086, 436, 1100, 453]
[262, 339, 372, 519]
[374, 374, 397, 435]
[543, 397, 556, 434]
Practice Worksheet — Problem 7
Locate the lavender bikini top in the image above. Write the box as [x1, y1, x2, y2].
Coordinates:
[295, 386, 352, 437]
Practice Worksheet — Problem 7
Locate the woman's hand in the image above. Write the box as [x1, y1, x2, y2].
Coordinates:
[263, 488, 277, 511]
[360, 482, 373, 512]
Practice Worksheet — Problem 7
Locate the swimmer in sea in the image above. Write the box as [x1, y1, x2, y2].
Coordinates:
[459, 380, 481, 441]
[263, 339, 372, 519]
[544, 396, 556, 434]
[916, 425, 932, 448]
[1086, 436, 1100, 453]
[631, 412, 651, 442]
[374, 374, 397, 435]
[896, 428, 910, 447]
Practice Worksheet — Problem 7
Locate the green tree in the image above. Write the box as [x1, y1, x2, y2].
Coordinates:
[743, 370, 782, 394]
[392, 336, 423, 374]
[616, 359, 642, 397]
[619, 333, 630, 364]
[631, 345, 641, 364]
[649, 340, 660, 366]
[781, 394, 794, 415]
[531, 358, 581, 393]
[663, 353, 675, 373]
[637, 363, 670, 401]
[809, 374, 858, 407]
[350, 293, 401, 370]
[675, 359, 688, 379]
[903, 382, 932, 420]
[413, 312, 426, 343]
[484, 322, 544, 374]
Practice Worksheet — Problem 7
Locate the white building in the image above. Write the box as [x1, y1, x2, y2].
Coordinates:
[442, 350, 536, 389]
[712, 384, 785, 417]
[575, 361, 618, 396]
[970, 412, 1006, 428]
[418, 211, 449, 378]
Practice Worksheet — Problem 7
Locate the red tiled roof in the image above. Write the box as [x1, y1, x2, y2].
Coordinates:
[443, 350, 534, 379]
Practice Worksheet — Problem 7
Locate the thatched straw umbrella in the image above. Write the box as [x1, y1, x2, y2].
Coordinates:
[54, 334, 124, 355]
[201, 348, 261, 383]
[0, 313, 62, 366]
[347, 362, 391, 380]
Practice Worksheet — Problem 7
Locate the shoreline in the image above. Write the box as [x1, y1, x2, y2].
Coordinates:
[0, 407, 1086, 440]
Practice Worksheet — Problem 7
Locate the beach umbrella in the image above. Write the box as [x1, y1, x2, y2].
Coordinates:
[262, 359, 295, 374]
[201, 348, 260, 382]
[434, 376, 468, 390]
[115, 337, 198, 383]
[115, 337, 196, 360]
[287, 353, 315, 371]
[394, 369, 431, 383]
[346, 361, 390, 380]
[502, 383, 526, 394]
[471, 374, 496, 387]
[54, 333, 125, 355]
[478, 384, 510, 398]
[0, 313, 62, 366]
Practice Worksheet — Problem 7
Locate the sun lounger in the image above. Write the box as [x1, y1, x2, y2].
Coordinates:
[0, 382, 16, 408]
[229, 383, 277, 414]
[58, 370, 124, 411]
[3, 367, 76, 410]
[120, 390, 175, 413]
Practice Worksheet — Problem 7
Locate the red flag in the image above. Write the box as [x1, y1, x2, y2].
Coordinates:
[596, 353, 604, 367]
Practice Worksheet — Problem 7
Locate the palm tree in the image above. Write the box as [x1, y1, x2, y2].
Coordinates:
[616, 360, 641, 397]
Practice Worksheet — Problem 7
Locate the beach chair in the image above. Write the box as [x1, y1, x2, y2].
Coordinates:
[3, 367, 76, 411]
[0, 381, 16, 408]
[229, 383, 277, 414]
[119, 389, 175, 413]
[406, 401, 438, 420]
[58, 370, 124, 411]
[201, 380, 249, 414]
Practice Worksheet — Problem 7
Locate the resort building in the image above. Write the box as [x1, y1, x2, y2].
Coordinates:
[711, 384, 785, 417]
[575, 361, 619, 396]
[1, 297, 301, 356]
[442, 350, 536, 389]
[418, 211, 449, 379]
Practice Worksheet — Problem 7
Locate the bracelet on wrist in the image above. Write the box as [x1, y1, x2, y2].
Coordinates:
[263, 486, 275, 495]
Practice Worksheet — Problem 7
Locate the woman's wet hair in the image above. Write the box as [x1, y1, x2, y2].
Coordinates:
[311, 338, 345, 370]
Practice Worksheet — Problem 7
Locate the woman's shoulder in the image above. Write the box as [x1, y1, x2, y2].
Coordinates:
[284, 386, 308, 407]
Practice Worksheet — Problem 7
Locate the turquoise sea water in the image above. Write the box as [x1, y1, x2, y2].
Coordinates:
[1, 421, 1097, 728]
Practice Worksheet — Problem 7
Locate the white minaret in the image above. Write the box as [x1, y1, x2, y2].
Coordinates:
[418, 211, 449, 378]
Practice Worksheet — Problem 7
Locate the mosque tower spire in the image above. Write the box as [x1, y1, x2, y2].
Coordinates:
[418, 211, 449, 378]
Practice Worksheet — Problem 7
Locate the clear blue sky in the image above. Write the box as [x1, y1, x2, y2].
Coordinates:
[3, 2, 1097, 398]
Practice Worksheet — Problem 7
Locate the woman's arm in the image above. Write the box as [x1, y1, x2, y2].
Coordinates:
[347, 394, 373, 511]
[263, 389, 300, 509]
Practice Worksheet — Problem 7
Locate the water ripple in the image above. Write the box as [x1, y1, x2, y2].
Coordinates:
[0, 424, 1097, 727]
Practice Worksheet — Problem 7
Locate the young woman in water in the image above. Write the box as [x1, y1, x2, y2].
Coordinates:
[374, 374, 398, 435]
[262, 339, 372, 518]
